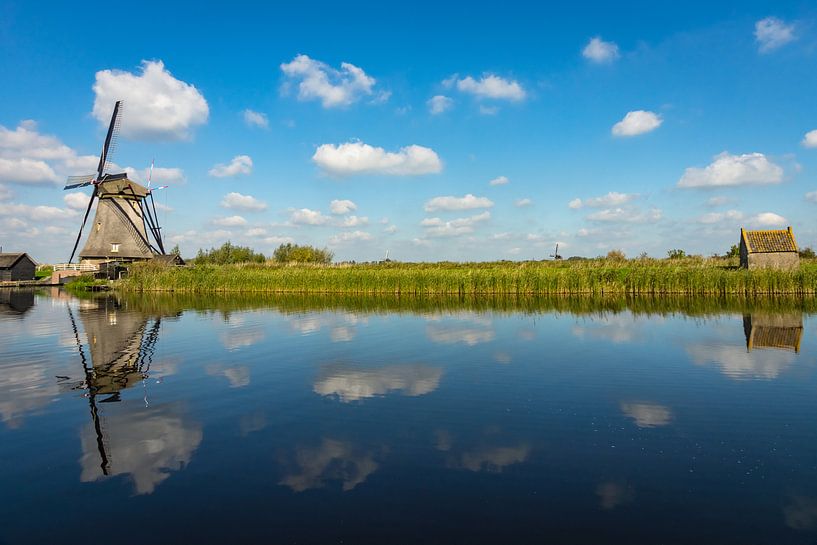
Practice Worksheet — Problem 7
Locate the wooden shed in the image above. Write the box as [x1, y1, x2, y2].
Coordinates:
[0, 253, 37, 281]
[739, 227, 799, 270]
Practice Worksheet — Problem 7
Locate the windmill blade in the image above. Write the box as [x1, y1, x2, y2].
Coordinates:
[64, 175, 95, 190]
[96, 100, 123, 180]
[148, 185, 168, 193]
[147, 159, 154, 188]
[68, 186, 98, 264]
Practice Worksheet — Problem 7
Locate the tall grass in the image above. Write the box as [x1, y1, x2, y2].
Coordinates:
[119, 258, 817, 296]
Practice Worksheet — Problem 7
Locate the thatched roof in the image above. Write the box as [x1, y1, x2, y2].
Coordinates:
[0, 253, 36, 269]
[741, 227, 798, 253]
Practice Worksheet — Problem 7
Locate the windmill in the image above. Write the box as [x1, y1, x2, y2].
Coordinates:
[64, 100, 168, 266]
[549, 243, 562, 260]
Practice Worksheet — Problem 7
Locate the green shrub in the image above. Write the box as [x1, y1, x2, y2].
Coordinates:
[272, 243, 333, 264]
[192, 242, 265, 265]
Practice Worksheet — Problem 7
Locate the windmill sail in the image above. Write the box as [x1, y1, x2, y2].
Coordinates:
[64, 175, 95, 190]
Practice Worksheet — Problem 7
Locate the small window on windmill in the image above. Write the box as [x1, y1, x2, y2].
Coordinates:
[96, 221, 101, 232]
[111, 243, 120, 253]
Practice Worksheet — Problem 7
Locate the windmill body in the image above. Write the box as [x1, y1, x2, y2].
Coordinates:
[79, 175, 155, 265]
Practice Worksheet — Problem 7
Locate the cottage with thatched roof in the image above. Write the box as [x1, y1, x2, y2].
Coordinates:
[0, 253, 37, 281]
[739, 227, 799, 270]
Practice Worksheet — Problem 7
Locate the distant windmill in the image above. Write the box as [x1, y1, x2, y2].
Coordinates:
[549, 243, 562, 260]
[64, 101, 168, 265]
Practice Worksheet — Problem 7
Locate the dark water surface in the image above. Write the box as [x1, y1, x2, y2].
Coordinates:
[2, 289, 817, 544]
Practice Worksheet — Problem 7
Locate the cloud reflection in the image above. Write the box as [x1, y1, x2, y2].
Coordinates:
[457, 444, 531, 472]
[784, 495, 817, 530]
[278, 438, 379, 492]
[314, 363, 442, 402]
[206, 364, 251, 388]
[0, 362, 58, 429]
[620, 402, 673, 428]
[687, 344, 795, 380]
[79, 403, 203, 495]
[596, 481, 635, 510]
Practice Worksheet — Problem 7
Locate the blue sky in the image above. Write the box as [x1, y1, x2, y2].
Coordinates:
[1, 0, 816, 262]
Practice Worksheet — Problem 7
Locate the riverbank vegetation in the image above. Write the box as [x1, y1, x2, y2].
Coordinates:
[119, 256, 817, 296]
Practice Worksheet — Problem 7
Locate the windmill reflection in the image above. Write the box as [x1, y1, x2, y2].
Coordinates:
[63, 297, 201, 493]
[743, 312, 803, 353]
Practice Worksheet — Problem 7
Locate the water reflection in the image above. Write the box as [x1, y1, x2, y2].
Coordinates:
[314, 363, 443, 402]
[596, 481, 635, 510]
[744, 312, 803, 353]
[0, 289, 35, 316]
[2, 291, 817, 543]
[63, 297, 201, 494]
[620, 402, 673, 428]
[79, 403, 202, 495]
[278, 438, 381, 492]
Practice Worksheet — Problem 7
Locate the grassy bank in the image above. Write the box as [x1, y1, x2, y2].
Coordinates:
[118, 258, 817, 295]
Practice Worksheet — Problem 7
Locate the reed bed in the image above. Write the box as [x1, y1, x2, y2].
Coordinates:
[119, 258, 817, 296]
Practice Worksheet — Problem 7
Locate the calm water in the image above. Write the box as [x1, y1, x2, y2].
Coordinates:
[2, 289, 817, 544]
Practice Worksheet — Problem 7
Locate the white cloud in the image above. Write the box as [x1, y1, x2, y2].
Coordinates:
[0, 202, 76, 221]
[264, 235, 295, 245]
[611, 110, 662, 137]
[212, 215, 247, 227]
[242, 109, 269, 129]
[455, 74, 526, 101]
[208, 155, 252, 177]
[92, 60, 209, 140]
[313, 142, 442, 176]
[337, 215, 369, 227]
[755, 17, 796, 53]
[587, 207, 662, 223]
[0, 158, 60, 185]
[802, 130, 817, 148]
[290, 208, 330, 225]
[806, 191, 817, 203]
[677, 152, 783, 188]
[488, 175, 509, 186]
[582, 37, 620, 63]
[0, 185, 11, 201]
[0, 120, 74, 161]
[427, 95, 453, 115]
[328, 230, 372, 245]
[570, 192, 637, 209]
[424, 194, 493, 212]
[707, 195, 733, 207]
[330, 199, 357, 215]
[751, 212, 787, 227]
[384, 224, 397, 234]
[478, 105, 499, 116]
[514, 198, 532, 207]
[280, 54, 378, 108]
[698, 209, 744, 224]
[421, 211, 490, 237]
[63, 192, 91, 211]
[125, 166, 186, 185]
[245, 227, 267, 237]
[220, 192, 267, 211]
